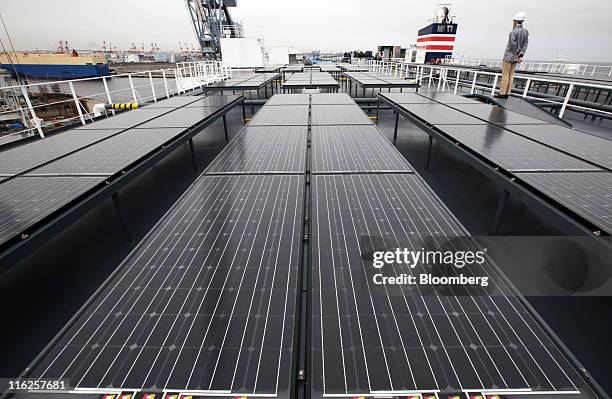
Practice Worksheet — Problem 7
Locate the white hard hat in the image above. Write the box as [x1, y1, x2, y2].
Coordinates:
[514, 11, 526, 21]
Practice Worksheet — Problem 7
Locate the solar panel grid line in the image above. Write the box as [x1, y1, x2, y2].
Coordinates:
[204, 126, 307, 174]
[380, 175, 582, 392]
[310, 105, 373, 125]
[76, 108, 179, 130]
[29, 176, 299, 394]
[312, 174, 583, 395]
[34, 176, 233, 384]
[249, 105, 309, 126]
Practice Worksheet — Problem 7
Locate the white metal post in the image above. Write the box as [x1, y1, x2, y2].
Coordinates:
[437, 68, 443, 90]
[68, 81, 86, 125]
[491, 75, 498, 95]
[522, 79, 531, 98]
[454, 69, 460, 94]
[428, 67, 433, 88]
[470, 72, 477, 94]
[102, 76, 115, 115]
[559, 84, 574, 118]
[148, 71, 157, 102]
[20, 86, 45, 138]
[162, 70, 170, 98]
[128, 74, 137, 102]
[176, 67, 182, 94]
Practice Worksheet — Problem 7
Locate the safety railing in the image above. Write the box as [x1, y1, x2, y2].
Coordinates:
[357, 59, 612, 119]
[441, 56, 612, 78]
[0, 60, 230, 140]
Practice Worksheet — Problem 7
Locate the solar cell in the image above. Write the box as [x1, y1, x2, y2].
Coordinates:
[504, 124, 612, 170]
[311, 93, 354, 105]
[143, 96, 204, 109]
[436, 124, 601, 172]
[266, 94, 310, 106]
[311, 125, 413, 173]
[135, 107, 222, 129]
[418, 92, 481, 104]
[450, 104, 550, 125]
[25, 174, 304, 395]
[249, 105, 309, 126]
[0, 176, 105, 247]
[77, 108, 170, 130]
[516, 172, 612, 233]
[380, 93, 436, 104]
[392, 103, 487, 125]
[205, 126, 307, 174]
[311, 173, 587, 395]
[26, 128, 186, 176]
[183, 95, 243, 108]
[0, 129, 123, 177]
[311, 105, 373, 125]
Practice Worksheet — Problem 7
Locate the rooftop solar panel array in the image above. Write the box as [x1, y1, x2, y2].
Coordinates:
[311, 105, 373, 125]
[379, 90, 612, 235]
[282, 70, 339, 90]
[206, 73, 279, 91]
[18, 92, 597, 399]
[0, 95, 243, 251]
[345, 71, 419, 89]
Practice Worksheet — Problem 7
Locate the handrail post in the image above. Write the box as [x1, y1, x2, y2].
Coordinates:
[148, 71, 157, 102]
[102, 76, 115, 115]
[68, 81, 86, 125]
[162, 70, 170, 98]
[491, 74, 498, 95]
[454, 69, 460, 94]
[559, 83, 574, 118]
[128, 73, 138, 102]
[470, 72, 477, 94]
[20, 86, 44, 138]
[522, 78, 531, 98]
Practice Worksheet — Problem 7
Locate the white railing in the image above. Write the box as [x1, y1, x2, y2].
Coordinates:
[357, 59, 612, 119]
[0, 60, 230, 140]
[441, 57, 612, 78]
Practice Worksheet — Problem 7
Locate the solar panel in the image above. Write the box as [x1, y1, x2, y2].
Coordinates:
[135, 107, 222, 129]
[0, 129, 123, 177]
[504, 124, 612, 170]
[143, 96, 204, 109]
[418, 92, 481, 104]
[311, 93, 354, 105]
[311, 105, 373, 125]
[311, 173, 587, 395]
[392, 103, 488, 125]
[249, 105, 309, 126]
[77, 109, 170, 130]
[449, 104, 550, 125]
[0, 176, 105, 247]
[266, 94, 310, 106]
[205, 126, 307, 174]
[183, 95, 243, 108]
[25, 174, 304, 395]
[516, 172, 612, 233]
[25, 128, 186, 176]
[311, 125, 413, 173]
[380, 93, 436, 104]
[437, 125, 601, 172]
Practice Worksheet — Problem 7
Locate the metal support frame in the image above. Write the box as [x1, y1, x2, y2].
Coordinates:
[393, 110, 399, 143]
[424, 135, 434, 170]
[188, 137, 198, 172]
[112, 192, 133, 244]
[222, 114, 229, 140]
[491, 189, 510, 235]
[0, 96, 245, 271]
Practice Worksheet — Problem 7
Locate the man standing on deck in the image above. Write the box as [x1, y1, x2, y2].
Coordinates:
[496, 11, 529, 98]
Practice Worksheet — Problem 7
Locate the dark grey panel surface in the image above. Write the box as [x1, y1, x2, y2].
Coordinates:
[380, 92, 436, 104]
[516, 172, 612, 233]
[0, 129, 123, 177]
[77, 108, 170, 130]
[311, 105, 373, 125]
[450, 103, 550, 125]
[27, 174, 304, 395]
[505, 125, 612, 170]
[311, 93, 354, 105]
[135, 106, 222, 129]
[438, 124, 601, 172]
[0, 176, 105, 246]
[26, 128, 185, 176]
[249, 105, 309, 126]
[397, 103, 487, 125]
[418, 92, 480, 104]
[283, 65, 304, 72]
[311, 125, 413, 173]
[184, 95, 243, 108]
[311, 173, 587, 395]
[143, 96, 203, 109]
[205, 126, 307, 174]
[266, 94, 310, 106]
[319, 65, 340, 72]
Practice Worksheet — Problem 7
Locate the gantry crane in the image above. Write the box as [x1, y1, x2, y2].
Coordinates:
[185, 0, 238, 57]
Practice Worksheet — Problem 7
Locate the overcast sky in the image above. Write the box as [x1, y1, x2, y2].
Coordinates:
[2, 0, 611, 62]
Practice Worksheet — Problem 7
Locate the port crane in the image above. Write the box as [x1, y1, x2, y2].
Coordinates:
[184, 0, 238, 57]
